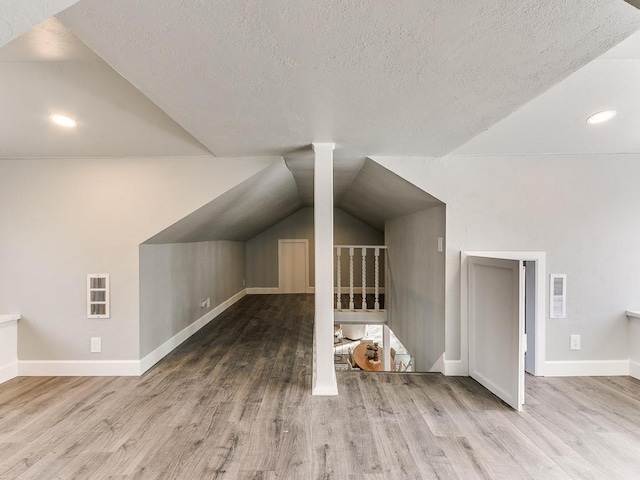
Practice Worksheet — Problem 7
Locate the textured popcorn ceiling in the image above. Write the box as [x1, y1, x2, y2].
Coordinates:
[3, 1, 640, 237]
[58, 0, 640, 158]
[0, 0, 80, 47]
[456, 30, 640, 155]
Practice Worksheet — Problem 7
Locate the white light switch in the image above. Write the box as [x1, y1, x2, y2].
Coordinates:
[91, 337, 102, 353]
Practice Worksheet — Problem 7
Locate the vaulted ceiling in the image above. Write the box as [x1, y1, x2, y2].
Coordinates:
[2, 1, 640, 239]
[57, 0, 640, 158]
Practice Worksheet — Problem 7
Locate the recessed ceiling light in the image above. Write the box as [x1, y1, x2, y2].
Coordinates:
[50, 114, 77, 128]
[586, 110, 617, 125]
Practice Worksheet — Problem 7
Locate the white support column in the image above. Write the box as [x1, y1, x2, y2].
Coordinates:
[312, 142, 338, 396]
[383, 324, 391, 372]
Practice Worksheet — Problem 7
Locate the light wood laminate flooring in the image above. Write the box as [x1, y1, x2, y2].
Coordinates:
[1, 294, 640, 479]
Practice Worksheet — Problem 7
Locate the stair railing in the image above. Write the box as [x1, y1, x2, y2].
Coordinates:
[334, 245, 386, 311]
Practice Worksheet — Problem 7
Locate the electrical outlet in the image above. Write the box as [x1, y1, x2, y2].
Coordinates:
[206, 297, 210, 308]
[200, 299, 206, 308]
[437, 237, 443, 252]
[91, 337, 102, 353]
[570, 334, 581, 351]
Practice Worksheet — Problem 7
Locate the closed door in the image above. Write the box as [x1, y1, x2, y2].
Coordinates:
[468, 255, 525, 411]
[278, 239, 308, 293]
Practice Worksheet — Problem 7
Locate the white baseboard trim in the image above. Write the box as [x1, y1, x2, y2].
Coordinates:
[427, 357, 634, 378]
[0, 361, 18, 384]
[16, 289, 248, 378]
[543, 360, 630, 377]
[312, 384, 339, 395]
[443, 358, 467, 376]
[140, 288, 247, 374]
[18, 360, 141, 377]
[246, 287, 279, 294]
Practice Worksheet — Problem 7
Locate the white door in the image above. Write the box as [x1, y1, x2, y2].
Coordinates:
[468, 256, 525, 411]
[278, 239, 308, 293]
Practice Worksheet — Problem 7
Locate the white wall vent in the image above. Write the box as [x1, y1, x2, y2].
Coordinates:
[87, 274, 110, 319]
[549, 274, 566, 318]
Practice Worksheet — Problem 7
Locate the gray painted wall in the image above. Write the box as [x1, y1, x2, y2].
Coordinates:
[376, 154, 640, 364]
[246, 207, 384, 288]
[0, 156, 275, 361]
[139, 241, 245, 357]
[385, 206, 446, 371]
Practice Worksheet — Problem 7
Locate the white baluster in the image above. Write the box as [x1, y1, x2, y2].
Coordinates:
[349, 248, 354, 310]
[336, 247, 342, 310]
[362, 248, 367, 310]
[374, 247, 380, 311]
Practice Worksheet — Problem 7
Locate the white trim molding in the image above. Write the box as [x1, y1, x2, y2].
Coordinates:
[0, 314, 21, 325]
[19, 360, 141, 376]
[16, 290, 247, 378]
[543, 360, 630, 377]
[0, 362, 18, 384]
[443, 358, 466, 376]
[630, 360, 640, 381]
[140, 288, 246, 374]
[246, 287, 280, 294]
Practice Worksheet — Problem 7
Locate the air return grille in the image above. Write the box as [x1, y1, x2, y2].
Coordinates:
[549, 274, 566, 319]
[87, 274, 110, 319]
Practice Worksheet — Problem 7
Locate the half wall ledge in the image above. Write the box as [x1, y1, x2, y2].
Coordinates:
[0, 314, 20, 325]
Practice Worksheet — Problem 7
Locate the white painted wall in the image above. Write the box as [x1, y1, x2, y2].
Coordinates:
[0, 157, 276, 362]
[376, 154, 640, 373]
[385, 206, 446, 371]
[139, 241, 245, 357]
[246, 207, 384, 289]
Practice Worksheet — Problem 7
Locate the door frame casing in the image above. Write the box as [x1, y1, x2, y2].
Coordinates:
[461, 251, 546, 377]
[278, 239, 311, 294]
